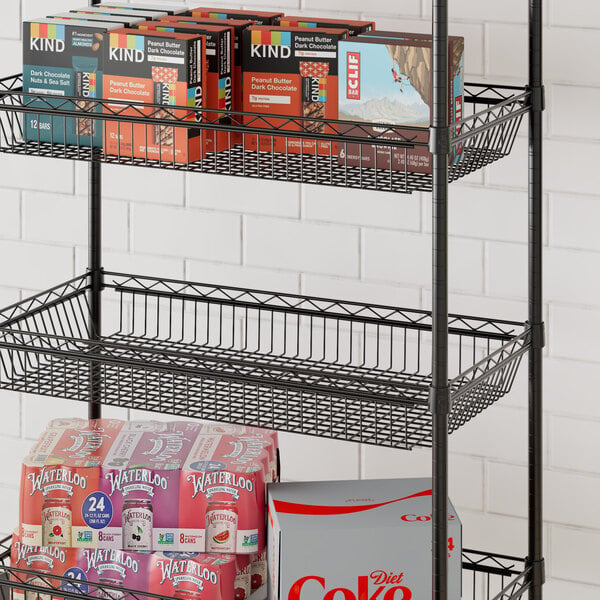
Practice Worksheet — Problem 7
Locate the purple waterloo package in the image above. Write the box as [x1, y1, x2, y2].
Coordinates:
[98, 422, 202, 551]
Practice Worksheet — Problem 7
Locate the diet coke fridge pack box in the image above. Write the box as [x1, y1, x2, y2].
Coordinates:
[19, 419, 125, 549]
[179, 434, 268, 554]
[268, 478, 462, 600]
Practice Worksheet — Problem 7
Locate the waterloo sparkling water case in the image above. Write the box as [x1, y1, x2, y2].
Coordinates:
[268, 478, 462, 600]
[20, 420, 125, 549]
[23, 18, 121, 147]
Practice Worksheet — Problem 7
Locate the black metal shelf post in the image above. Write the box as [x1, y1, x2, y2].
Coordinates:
[88, 0, 102, 421]
[528, 1, 545, 599]
[430, 2, 450, 600]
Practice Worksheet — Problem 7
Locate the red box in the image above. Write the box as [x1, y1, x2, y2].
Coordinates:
[103, 28, 208, 164]
[135, 21, 234, 153]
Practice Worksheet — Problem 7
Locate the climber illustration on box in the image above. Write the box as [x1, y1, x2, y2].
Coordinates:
[390, 66, 409, 92]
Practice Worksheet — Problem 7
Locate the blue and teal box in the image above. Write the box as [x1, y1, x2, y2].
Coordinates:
[337, 32, 464, 173]
[23, 18, 121, 147]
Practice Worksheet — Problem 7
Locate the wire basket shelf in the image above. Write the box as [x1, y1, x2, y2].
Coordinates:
[0, 272, 530, 450]
[0, 75, 528, 193]
[0, 536, 531, 600]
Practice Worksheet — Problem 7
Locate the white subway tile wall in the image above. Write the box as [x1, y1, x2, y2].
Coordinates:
[0, 0, 597, 595]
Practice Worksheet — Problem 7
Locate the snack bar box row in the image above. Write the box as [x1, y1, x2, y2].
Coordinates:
[20, 419, 278, 554]
[11, 533, 267, 600]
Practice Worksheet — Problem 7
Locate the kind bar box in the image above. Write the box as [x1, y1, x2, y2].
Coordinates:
[71, 6, 167, 20]
[23, 18, 121, 147]
[103, 28, 208, 164]
[268, 478, 462, 600]
[276, 16, 374, 37]
[242, 26, 347, 155]
[48, 12, 145, 26]
[160, 16, 252, 119]
[19, 419, 125, 548]
[96, 2, 188, 15]
[179, 434, 268, 554]
[338, 34, 464, 173]
[137, 21, 234, 152]
[188, 7, 283, 25]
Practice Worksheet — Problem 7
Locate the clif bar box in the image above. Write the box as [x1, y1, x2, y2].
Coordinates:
[96, 2, 188, 15]
[103, 28, 208, 164]
[137, 20, 234, 152]
[243, 26, 347, 155]
[276, 15, 375, 36]
[160, 15, 252, 119]
[23, 18, 121, 147]
[188, 7, 283, 25]
[268, 478, 462, 600]
[337, 33, 464, 173]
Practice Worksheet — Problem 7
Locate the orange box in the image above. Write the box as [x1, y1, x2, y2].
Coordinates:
[137, 21, 234, 153]
[242, 26, 347, 155]
[103, 28, 208, 163]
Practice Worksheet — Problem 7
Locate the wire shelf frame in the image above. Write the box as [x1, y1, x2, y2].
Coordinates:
[0, 272, 530, 450]
[0, 536, 531, 600]
[0, 75, 528, 193]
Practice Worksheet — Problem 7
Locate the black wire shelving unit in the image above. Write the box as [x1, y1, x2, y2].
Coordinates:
[0, 1, 545, 600]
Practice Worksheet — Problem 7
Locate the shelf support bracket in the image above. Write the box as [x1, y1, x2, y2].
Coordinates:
[527, 85, 545, 113]
[428, 385, 451, 415]
[526, 557, 546, 587]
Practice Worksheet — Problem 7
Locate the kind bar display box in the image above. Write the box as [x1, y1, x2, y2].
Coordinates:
[23, 18, 121, 147]
[136, 21, 233, 152]
[188, 7, 283, 25]
[160, 16, 252, 119]
[49, 12, 146, 26]
[276, 16, 375, 37]
[268, 478, 462, 600]
[71, 6, 167, 20]
[242, 26, 347, 155]
[96, 2, 188, 15]
[338, 34, 464, 173]
[103, 28, 208, 164]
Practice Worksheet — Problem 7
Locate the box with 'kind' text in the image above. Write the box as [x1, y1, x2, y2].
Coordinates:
[242, 26, 347, 155]
[136, 20, 234, 153]
[23, 18, 121, 147]
[103, 28, 208, 164]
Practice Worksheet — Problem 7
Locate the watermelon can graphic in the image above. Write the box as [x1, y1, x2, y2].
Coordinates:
[25, 571, 52, 600]
[205, 501, 237, 553]
[42, 497, 72, 547]
[122, 498, 153, 551]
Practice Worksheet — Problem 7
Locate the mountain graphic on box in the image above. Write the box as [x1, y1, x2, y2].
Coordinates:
[339, 97, 430, 127]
